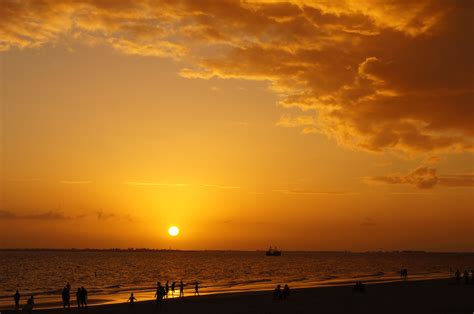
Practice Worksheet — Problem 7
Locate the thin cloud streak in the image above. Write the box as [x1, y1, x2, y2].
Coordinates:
[6, 178, 41, 182]
[122, 182, 190, 187]
[60, 180, 93, 184]
[203, 184, 241, 189]
[0, 210, 74, 220]
[273, 189, 355, 195]
[366, 167, 474, 189]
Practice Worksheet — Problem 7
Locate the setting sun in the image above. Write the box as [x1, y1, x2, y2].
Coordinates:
[168, 226, 180, 237]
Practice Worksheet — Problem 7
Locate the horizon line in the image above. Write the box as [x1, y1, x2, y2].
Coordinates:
[1, 248, 473, 254]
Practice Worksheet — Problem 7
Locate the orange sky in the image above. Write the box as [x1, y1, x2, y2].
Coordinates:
[1, 0, 473, 251]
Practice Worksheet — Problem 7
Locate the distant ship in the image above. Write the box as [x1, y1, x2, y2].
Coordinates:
[266, 246, 282, 256]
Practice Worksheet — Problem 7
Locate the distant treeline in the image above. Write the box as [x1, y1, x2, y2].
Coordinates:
[2, 248, 461, 254]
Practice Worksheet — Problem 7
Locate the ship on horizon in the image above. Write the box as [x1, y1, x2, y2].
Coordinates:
[266, 246, 282, 256]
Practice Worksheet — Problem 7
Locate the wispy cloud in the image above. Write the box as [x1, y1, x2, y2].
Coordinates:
[6, 178, 41, 182]
[365, 167, 474, 189]
[0, 210, 75, 220]
[122, 182, 189, 187]
[203, 184, 241, 190]
[273, 189, 353, 195]
[60, 180, 93, 184]
[96, 211, 115, 220]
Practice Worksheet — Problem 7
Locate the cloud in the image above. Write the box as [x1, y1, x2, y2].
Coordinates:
[273, 189, 352, 195]
[96, 211, 115, 220]
[276, 114, 317, 134]
[1, 0, 473, 154]
[6, 178, 41, 182]
[203, 184, 240, 189]
[0, 210, 74, 220]
[122, 181, 189, 187]
[366, 167, 474, 189]
[60, 180, 93, 184]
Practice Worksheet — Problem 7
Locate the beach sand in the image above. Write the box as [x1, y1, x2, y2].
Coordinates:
[4, 278, 473, 314]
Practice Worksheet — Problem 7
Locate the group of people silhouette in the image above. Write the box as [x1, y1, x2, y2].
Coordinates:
[454, 269, 473, 285]
[13, 290, 34, 313]
[273, 284, 290, 300]
[13, 283, 88, 312]
[62, 283, 88, 309]
[353, 281, 366, 294]
[149, 280, 199, 310]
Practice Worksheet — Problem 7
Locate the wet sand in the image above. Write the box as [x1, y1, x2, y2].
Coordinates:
[4, 278, 474, 314]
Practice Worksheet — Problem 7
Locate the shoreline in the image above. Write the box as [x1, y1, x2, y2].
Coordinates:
[3, 277, 473, 314]
[0, 273, 451, 311]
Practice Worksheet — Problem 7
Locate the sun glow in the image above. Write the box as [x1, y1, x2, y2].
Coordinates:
[168, 226, 180, 237]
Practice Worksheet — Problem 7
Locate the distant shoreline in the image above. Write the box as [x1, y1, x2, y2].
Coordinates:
[2, 248, 473, 253]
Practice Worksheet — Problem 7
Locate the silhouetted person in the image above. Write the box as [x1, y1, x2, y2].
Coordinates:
[282, 284, 290, 299]
[13, 290, 20, 310]
[128, 293, 136, 307]
[165, 281, 169, 298]
[24, 295, 34, 314]
[155, 282, 165, 310]
[400, 268, 408, 280]
[62, 287, 70, 308]
[80, 286, 88, 308]
[171, 281, 176, 296]
[76, 288, 82, 308]
[66, 282, 71, 291]
[273, 284, 282, 300]
[179, 281, 184, 297]
[353, 281, 366, 294]
[463, 270, 470, 285]
[455, 269, 461, 284]
[194, 281, 200, 296]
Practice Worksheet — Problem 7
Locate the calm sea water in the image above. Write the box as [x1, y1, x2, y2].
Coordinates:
[1, 251, 473, 309]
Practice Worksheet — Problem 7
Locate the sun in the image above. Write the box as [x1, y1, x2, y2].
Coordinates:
[168, 226, 180, 237]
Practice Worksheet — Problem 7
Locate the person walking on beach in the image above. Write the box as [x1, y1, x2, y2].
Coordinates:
[179, 281, 184, 298]
[455, 269, 461, 284]
[171, 281, 176, 296]
[62, 286, 70, 308]
[165, 281, 169, 298]
[80, 286, 88, 308]
[155, 282, 165, 310]
[194, 281, 200, 296]
[128, 293, 136, 307]
[66, 282, 71, 291]
[76, 288, 82, 308]
[13, 290, 20, 310]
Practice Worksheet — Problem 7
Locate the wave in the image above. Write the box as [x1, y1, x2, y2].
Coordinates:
[288, 277, 307, 282]
[104, 284, 121, 289]
[224, 279, 272, 287]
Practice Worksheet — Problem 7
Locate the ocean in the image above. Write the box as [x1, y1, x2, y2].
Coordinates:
[1, 250, 473, 309]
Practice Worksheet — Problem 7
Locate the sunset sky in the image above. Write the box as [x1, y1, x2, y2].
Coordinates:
[1, 0, 473, 251]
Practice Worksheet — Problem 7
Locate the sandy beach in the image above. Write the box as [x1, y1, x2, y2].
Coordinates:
[3, 278, 473, 314]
